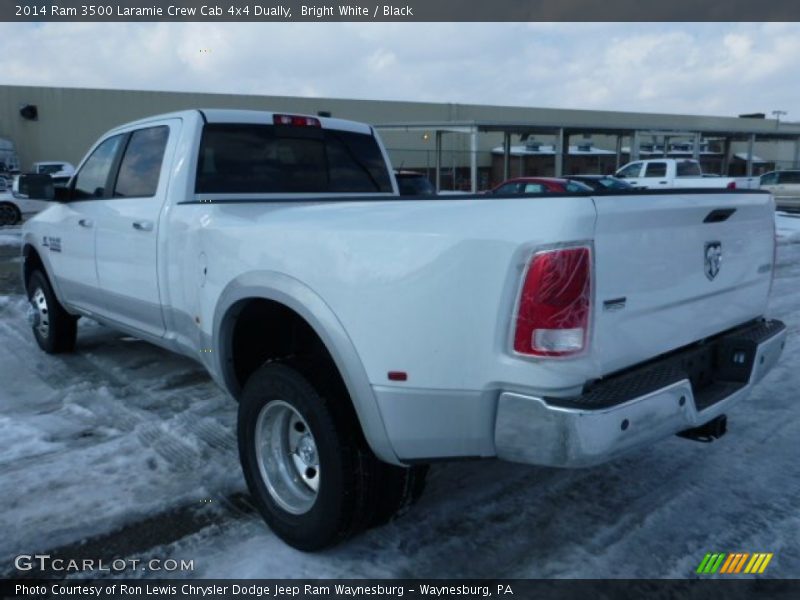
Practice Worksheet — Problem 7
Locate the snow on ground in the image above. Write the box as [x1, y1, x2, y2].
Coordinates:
[0, 224, 22, 246]
[0, 216, 798, 579]
[776, 211, 800, 243]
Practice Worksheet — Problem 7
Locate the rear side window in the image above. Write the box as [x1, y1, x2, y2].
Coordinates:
[493, 182, 524, 195]
[676, 161, 702, 177]
[565, 181, 591, 193]
[523, 183, 545, 193]
[195, 124, 392, 194]
[779, 171, 800, 184]
[645, 162, 667, 177]
[114, 126, 169, 198]
[73, 135, 124, 200]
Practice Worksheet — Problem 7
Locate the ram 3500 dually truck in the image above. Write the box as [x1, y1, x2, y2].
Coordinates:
[21, 110, 786, 550]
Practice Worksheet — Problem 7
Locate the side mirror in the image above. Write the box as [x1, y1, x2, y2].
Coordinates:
[14, 173, 56, 200]
[53, 185, 71, 201]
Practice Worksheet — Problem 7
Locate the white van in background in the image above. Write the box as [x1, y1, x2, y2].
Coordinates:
[0, 138, 20, 174]
[760, 170, 800, 211]
[32, 161, 76, 186]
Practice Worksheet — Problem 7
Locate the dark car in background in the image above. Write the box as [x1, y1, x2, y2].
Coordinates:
[570, 174, 634, 191]
[488, 177, 593, 195]
[394, 170, 436, 196]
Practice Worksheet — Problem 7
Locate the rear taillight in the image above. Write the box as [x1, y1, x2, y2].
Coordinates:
[727, 181, 737, 190]
[513, 246, 592, 357]
[273, 114, 321, 127]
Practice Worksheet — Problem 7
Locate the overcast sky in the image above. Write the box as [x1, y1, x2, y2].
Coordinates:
[2, 22, 798, 118]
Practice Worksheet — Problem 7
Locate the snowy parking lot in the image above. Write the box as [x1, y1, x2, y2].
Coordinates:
[1, 214, 799, 580]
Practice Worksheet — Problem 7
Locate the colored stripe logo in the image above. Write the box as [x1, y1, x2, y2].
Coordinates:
[696, 552, 773, 574]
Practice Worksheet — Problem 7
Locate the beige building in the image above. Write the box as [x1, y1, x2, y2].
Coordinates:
[1, 84, 799, 190]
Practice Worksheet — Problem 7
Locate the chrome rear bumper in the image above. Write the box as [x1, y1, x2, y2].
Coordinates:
[495, 319, 787, 467]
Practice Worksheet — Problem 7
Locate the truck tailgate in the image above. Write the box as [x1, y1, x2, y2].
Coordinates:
[591, 191, 775, 377]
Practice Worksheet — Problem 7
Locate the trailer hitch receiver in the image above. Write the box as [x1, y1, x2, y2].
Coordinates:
[677, 415, 728, 443]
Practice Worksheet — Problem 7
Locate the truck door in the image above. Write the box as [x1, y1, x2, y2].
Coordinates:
[93, 120, 179, 339]
[46, 134, 125, 313]
[637, 161, 671, 188]
[615, 161, 644, 187]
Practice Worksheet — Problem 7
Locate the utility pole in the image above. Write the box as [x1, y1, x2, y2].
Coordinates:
[772, 110, 787, 128]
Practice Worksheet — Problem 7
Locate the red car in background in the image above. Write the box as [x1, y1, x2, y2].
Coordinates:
[488, 177, 593, 194]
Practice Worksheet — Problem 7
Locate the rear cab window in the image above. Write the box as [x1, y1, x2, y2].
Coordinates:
[195, 123, 393, 195]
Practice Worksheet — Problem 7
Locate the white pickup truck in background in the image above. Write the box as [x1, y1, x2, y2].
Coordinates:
[20, 110, 787, 551]
[615, 158, 759, 190]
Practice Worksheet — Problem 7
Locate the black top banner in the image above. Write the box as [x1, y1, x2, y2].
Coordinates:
[5, 0, 800, 22]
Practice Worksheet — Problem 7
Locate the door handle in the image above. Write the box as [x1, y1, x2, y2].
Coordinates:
[659, 181, 668, 184]
[78, 218, 93, 228]
[132, 220, 154, 232]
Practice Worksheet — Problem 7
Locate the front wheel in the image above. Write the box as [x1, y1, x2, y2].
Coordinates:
[26, 270, 78, 354]
[0, 202, 21, 226]
[238, 363, 426, 551]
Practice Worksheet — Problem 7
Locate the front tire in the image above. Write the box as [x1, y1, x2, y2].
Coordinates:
[0, 202, 21, 226]
[238, 363, 425, 550]
[26, 270, 77, 354]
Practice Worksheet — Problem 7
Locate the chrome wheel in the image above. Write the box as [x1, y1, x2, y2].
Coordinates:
[31, 287, 50, 339]
[255, 400, 319, 515]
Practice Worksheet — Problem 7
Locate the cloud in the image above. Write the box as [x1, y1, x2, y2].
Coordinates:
[0, 22, 798, 118]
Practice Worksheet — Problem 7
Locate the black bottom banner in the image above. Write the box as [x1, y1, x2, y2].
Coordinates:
[2, 579, 799, 600]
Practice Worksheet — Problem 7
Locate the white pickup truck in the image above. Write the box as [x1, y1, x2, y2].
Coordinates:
[615, 158, 758, 190]
[21, 110, 786, 550]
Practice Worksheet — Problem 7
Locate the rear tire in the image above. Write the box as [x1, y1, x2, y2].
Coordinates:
[238, 362, 426, 550]
[26, 270, 77, 354]
[0, 202, 21, 226]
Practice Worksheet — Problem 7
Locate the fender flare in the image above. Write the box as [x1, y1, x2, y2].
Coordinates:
[212, 270, 401, 466]
[21, 235, 69, 307]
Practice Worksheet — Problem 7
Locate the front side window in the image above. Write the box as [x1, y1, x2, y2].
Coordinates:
[72, 135, 124, 200]
[617, 162, 642, 178]
[195, 124, 392, 194]
[114, 126, 169, 198]
[644, 162, 667, 177]
[760, 172, 778, 186]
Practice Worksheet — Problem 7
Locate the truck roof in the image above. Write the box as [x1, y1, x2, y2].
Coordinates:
[107, 109, 373, 136]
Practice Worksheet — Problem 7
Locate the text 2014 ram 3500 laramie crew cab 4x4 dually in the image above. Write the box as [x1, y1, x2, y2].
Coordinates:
[21, 110, 787, 550]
